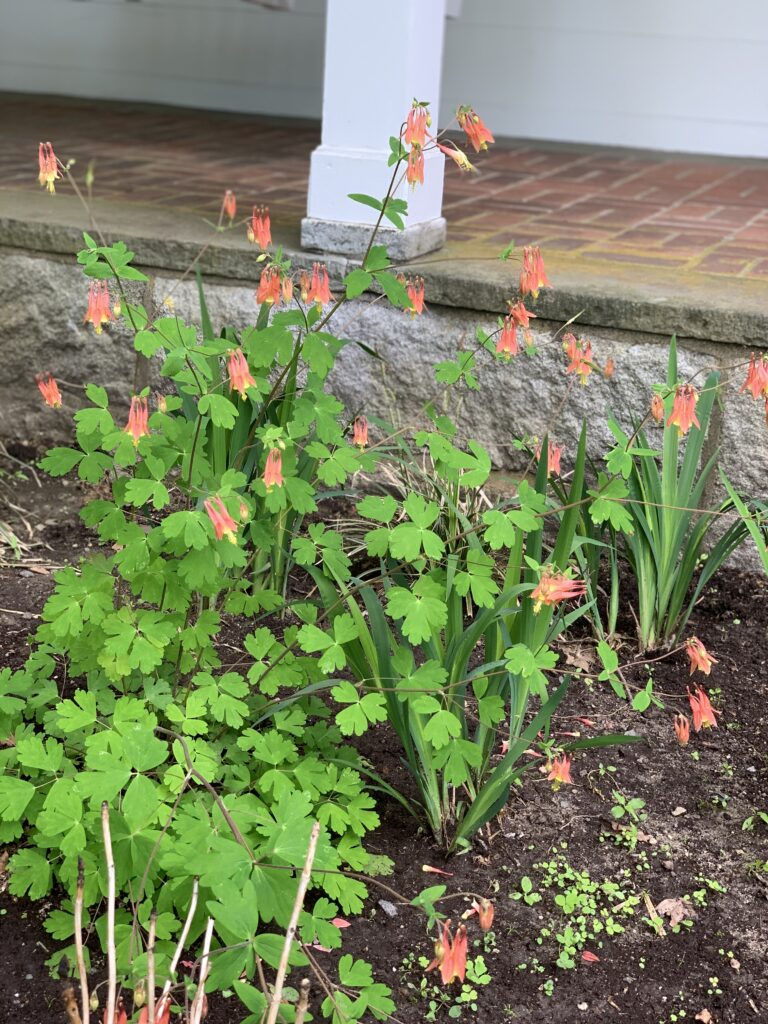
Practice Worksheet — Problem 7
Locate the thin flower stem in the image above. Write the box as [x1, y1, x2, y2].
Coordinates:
[189, 917, 215, 1024]
[74, 859, 90, 1024]
[147, 910, 157, 1024]
[159, 877, 199, 1007]
[101, 803, 117, 1024]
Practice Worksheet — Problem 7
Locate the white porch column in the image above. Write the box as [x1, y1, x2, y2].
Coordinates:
[301, 0, 448, 261]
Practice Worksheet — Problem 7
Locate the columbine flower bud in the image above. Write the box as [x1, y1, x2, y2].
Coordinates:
[651, 393, 665, 422]
[38, 141, 60, 193]
[223, 189, 237, 222]
[36, 372, 62, 408]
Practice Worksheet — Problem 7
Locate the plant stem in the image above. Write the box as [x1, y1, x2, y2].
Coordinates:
[74, 858, 90, 1024]
[101, 803, 117, 1024]
[147, 910, 157, 1024]
[189, 917, 215, 1024]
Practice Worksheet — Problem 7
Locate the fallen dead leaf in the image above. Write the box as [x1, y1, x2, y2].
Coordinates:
[655, 897, 697, 928]
[695, 1010, 713, 1023]
[565, 645, 595, 673]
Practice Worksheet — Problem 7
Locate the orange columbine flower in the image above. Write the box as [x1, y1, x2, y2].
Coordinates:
[298, 270, 311, 303]
[223, 189, 236, 222]
[688, 686, 718, 731]
[308, 263, 333, 308]
[426, 921, 468, 986]
[281, 275, 294, 304]
[535, 439, 562, 478]
[685, 636, 717, 675]
[352, 415, 368, 448]
[203, 496, 238, 544]
[531, 566, 586, 614]
[125, 396, 149, 445]
[604, 357, 615, 379]
[227, 348, 256, 400]
[496, 315, 520, 359]
[519, 245, 551, 298]
[674, 713, 691, 746]
[508, 300, 536, 329]
[406, 145, 424, 187]
[36, 372, 62, 409]
[263, 448, 284, 490]
[741, 352, 768, 400]
[651, 393, 665, 422]
[436, 142, 477, 173]
[406, 276, 425, 316]
[256, 267, 281, 306]
[404, 105, 428, 148]
[666, 384, 700, 435]
[563, 333, 593, 385]
[247, 205, 271, 248]
[84, 281, 114, 334]
[547, 753, 573, 789]
[456, 106, 495, 152]
[37, 141, 59, 193]
[138, 1000, 170, 1024]
[464, 898, 495, 932]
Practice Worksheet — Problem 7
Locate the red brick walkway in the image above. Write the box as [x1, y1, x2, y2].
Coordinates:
[3, 93, 768, 279]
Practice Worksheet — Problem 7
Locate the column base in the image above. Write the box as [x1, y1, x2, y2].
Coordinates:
[300, 216, 447, 262]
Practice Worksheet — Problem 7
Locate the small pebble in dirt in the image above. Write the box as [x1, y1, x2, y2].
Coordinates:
[577, 1002, 589, 1011]
[671, 806, 687, 816]
[662, 860, 675, 871]
[378, 899, 398, 918]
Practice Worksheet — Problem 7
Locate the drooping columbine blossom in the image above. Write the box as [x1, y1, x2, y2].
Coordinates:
[674, 714, 690, 746]
[263, 447, 284, 490]
[256, 267, 281, 306]
[496, 315, 520, 359]
[604, 357, 616, 379]
[436, 142, 477, 173]
[426, 920, 468, 986]
[352, 415, 368, 448]
[307, 263, 333, 309]
[531, 566, 586, 614]
[247, 205, 271, 249]
[124, 396, 149, 445]
[407, 276, 425, 316]
[203, 496, 238, 544]
[36, 372, 62, 408]
[37, 141, 59, 193]
[688, 686, 718, 731]
[685, 636, 717, 675]
[666, 385, 700, 435]
[519, 245, 551, 298]
[741, 352, 768, 400]
[281, 275, 294, 305]
[536, 439, 562, 478]
[84, 281, 114, 334]
[223, 190, 237, 222]
[456, 106, 495, 152]
[547, 753, 573, 789]
[406, 145, 424, 187]
[563, 334, 593, 385]
[227, 348, 256, 400]
[464, 898, 495, 932]
[508, 300, 536, 329]
[651, 393, 665, 423]
[404, 105, 428, 148]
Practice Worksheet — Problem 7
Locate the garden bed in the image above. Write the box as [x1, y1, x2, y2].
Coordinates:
[1, 458, 766, 1024]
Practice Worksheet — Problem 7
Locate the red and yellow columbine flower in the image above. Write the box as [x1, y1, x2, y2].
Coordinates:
[741, 352, 768, 400]
[666, 384, 700, 435]
[256, 267, 281, 306]
[519, 245, 551, 298]
[651, 393, 665, 422]
[223, 189, 237, 222]
[674, 714, 690, 746]
[84, 281, 114, 334]
[406, 276, 425, 316]
[263, 447, 284, 490]
[298, 269, 311, 303]
[203, 496, 238, 544]
[227, 348, 256, 400]
[247, 204, 271, 248]
[436, 142, 477, 173]
[688, 686, 718, 731]
[426, 921, 468, 986]
[36, 372, 62, 408]
[404, 105, 428, 148]
[685, 636, 717, 675]
[307, 263, 333, 309]
[535, 439, 562, 478]
[563, 333, 593, 385]
[547, 753, 573, 789]
[531, 566, 586, 614]
[508, 300, 536, 329]
[352, 415, 368, 448]
[125, 396, 149, 445]
[463, 898, 495, 932]
[281, 275, 294, 305]
[406, 145, 424, 187]
[37, 141, 59, 193]
[456, 106, 495, 153]
[496, 315, 520, 359]
[604, 357, 615, 379]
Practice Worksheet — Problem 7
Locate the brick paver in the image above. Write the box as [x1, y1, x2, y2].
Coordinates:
[3, 93, 768, 280]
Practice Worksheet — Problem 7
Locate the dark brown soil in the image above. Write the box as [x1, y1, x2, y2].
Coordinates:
[1, 454, 767, 1024]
